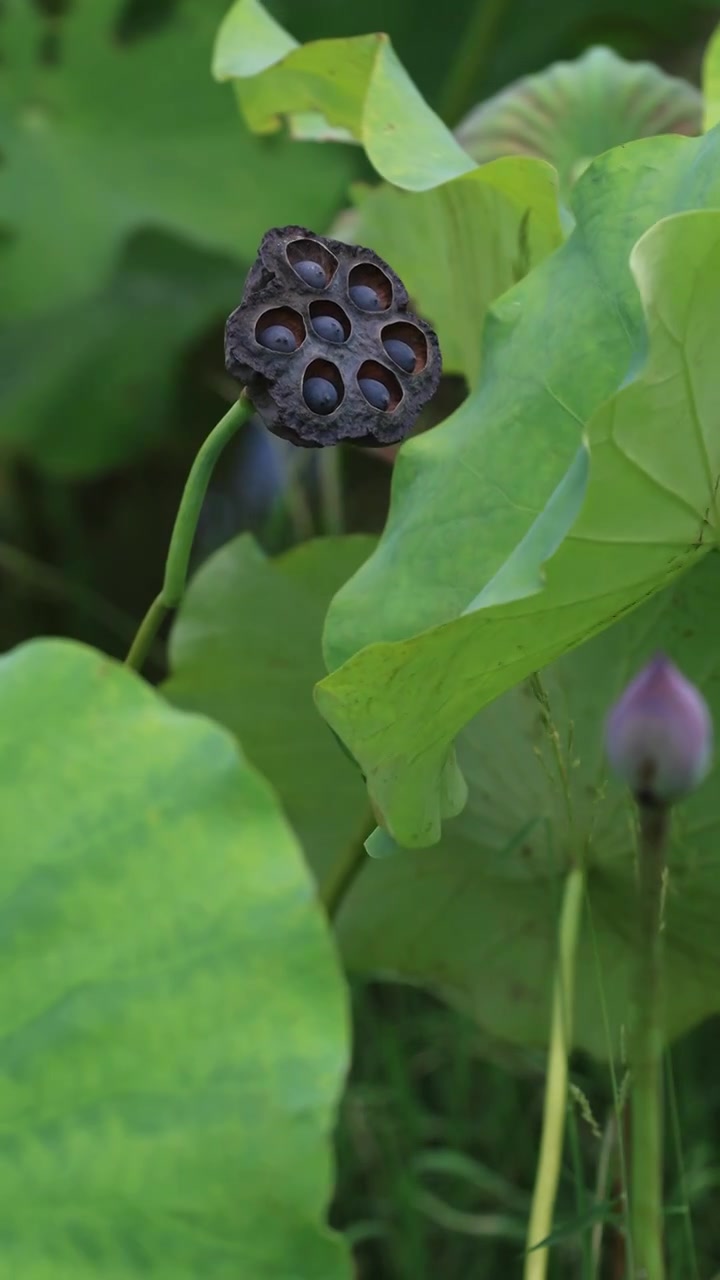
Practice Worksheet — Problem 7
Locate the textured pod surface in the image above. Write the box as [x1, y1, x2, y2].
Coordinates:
[225, 226, 442, 447]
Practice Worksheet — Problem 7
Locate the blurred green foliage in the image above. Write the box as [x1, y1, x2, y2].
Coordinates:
[4, 1, 720, 1277]
[0, 0, 360, 471]
[1, 0, 716, 480]
[272, 0, 719, 113]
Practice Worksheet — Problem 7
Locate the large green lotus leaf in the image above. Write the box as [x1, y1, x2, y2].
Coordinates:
[164, 535, 374, 883]
[704, 23, 720, 131]
[326, 134, 720, 662]
[335, 551, 720, 1059]
[340, 158, 562, 384]
[0, 639, 350, 1278]
[318, 131, 720, 848]
[212, 0, 476, 189]
[456, 47, 701, 202]
[0, 0, 359, 320]
[0, 232, 239, 475]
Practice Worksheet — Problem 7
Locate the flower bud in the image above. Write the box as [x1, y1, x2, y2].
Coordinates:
[605, 654, 712, 805]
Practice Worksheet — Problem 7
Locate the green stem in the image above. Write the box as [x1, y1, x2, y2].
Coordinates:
[524, 864, 585, 1280]
[665, 1051, 700, 1280]
[630, 803, 668, 1280]
[318, 446, 344, 536]
[124, 593, 168, 674]
[320, 813, 374, 923]
[440, 0, 515, 125]
[124, 394, 252, 673]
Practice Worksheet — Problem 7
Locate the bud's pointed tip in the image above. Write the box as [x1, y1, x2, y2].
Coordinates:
[648, 650, 670, 669]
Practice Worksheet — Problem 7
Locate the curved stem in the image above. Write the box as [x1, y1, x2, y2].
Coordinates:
[125, 394, 252, 673]
[630, 803, 668, 1280]
[524, 864, 585, 1280]
[124, 593, 168, 674]
[320, 813, 374, 923]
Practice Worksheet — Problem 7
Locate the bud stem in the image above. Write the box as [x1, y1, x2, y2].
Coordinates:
[125, 394, 253, 674]
[630, 800, 668, 1280]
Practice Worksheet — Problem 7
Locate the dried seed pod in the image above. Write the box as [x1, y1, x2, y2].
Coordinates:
[225, 225, 442, 448]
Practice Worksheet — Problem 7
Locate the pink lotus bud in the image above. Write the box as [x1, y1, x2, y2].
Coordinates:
[605, 654, 712, 805]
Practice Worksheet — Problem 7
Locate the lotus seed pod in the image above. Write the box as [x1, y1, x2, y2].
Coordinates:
[224, 226, 441, 448]
[605, 654, 712, 805]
